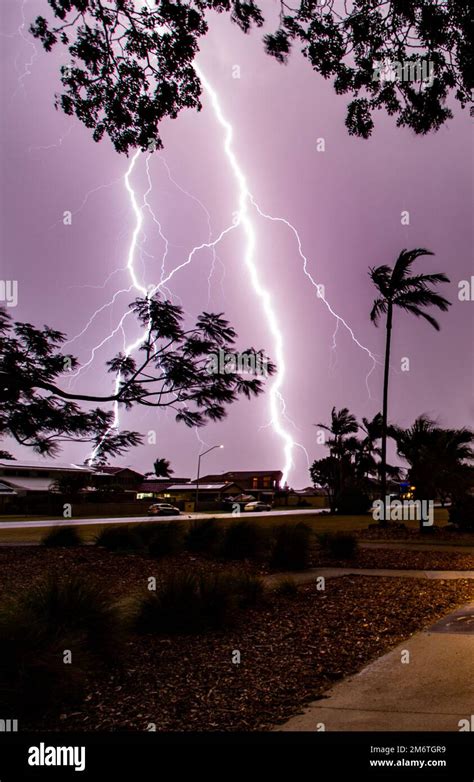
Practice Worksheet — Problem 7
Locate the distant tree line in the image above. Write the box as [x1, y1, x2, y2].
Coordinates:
[310, 406, 474, 516]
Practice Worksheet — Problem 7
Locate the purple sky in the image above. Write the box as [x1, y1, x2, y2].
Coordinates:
[1, 0, 472, 487]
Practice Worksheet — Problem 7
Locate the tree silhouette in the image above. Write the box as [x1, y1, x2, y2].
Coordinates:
[265, 0, 471, 138]
[30, 0, 263, 154]
[317, 406, 359, 455]
[309, 455, 340, 512]
[31, 0, 471, 153]
[369, 248, 450, 512]
[391, 415, 474, 504]
[315, 406, 359, 501]
[354, 412, 382, 484]
[0, 297, 275, 460]
[153, 457, 174, 477]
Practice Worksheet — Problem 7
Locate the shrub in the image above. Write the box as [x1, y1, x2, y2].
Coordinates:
[148, 522, 185, 559]
[270, 523, 312, 571]
[449, 495, 474, 531]
[136, 573, 201, 634]
[196, 573, 241, 627]
[0, 576, 124, 716]
[95, 526, 143, 552]
[222, 521, 269, 561]
[224, 572, 265, 607]
[274, 576, 298, 598]
[135, 571, 264, 635]
[134, 522, 165, 545]
[41, 526, 82, 547]
[335, 489, 371, 515]
[185, 518, 223, 555]
[320, 531, 359, 559]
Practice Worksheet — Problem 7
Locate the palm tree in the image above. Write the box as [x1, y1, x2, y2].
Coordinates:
[360, 413, 383, 445]
[355, 413, 382, 484]
[316, 407, 359, 498]
[153, 457, 174, 478]
[317, 406, 359, 458]
[369, 248, 450, 511]
[391, 416, 474, 503]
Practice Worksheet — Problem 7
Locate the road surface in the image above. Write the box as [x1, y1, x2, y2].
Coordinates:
[0, 508, 327, 530]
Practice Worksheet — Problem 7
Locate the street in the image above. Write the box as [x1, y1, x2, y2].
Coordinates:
[0, 508, 327, 530]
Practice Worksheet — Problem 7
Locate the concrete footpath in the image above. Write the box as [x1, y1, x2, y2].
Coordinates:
[265, 568, 474, 587]
[360, 541, 474, 554]
[275, 603, 474, 732]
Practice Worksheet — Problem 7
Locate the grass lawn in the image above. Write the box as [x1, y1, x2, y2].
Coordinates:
[0, 508, 452, 545]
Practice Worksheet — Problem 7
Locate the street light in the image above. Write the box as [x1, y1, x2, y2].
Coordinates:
[195, 444, 224, 513]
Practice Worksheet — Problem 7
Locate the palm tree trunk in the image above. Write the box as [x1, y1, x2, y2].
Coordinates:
[380, 302, 393, 526]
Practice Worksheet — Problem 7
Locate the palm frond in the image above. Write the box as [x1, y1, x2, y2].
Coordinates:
[395, 289, 451, 311]
[369, 265, 391, 297]
[394, 303, 441, 330]
[396, 272, 450, 291]
[393, 288, 451, 312]
[391, 248, 434, 287]
[370, 298, 387, 325]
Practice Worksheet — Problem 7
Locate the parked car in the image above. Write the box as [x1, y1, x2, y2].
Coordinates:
[147, 503, 181, 517]
[243, 501, 272, 512]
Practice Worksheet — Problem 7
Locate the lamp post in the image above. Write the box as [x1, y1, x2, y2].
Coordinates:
[195, 444, 223, 513]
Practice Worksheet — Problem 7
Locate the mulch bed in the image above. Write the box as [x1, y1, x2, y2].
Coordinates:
[0, 547, 264, 598]
[0, 547, 472, 731]
[358, 524, 474, 544]
[316, 548, 474, 571]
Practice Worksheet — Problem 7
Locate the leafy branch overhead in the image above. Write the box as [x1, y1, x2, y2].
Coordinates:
[0, 298, 275, 459]
[30, 0, 264, 154]
[31, 0, 472, 152]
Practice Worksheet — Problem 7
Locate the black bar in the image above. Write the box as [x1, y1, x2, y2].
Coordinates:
[0, 732, 472, 780]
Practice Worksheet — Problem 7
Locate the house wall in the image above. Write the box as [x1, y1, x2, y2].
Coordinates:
[275, 494, 329, 509]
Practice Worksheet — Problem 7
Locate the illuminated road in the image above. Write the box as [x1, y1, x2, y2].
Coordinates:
[0, 508, 328, 530]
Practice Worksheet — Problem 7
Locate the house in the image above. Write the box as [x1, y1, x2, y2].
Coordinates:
[153, 481, 242, 510]
[281, 486, 329, 509]
[0, 461, 93, 497]
[0, 461, 94, 512]
[197, 470, 283, 500]
[91, 466, 144, 492]
[136, 476, 190, 500]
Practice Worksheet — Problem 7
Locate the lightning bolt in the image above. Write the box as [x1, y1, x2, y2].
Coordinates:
[28, 125, 73, 155]
[193, 64, 296, 485]
[329, 318, 340, 373]
[13, 0, 37, 96]
[86, 145, 240, 463]
[26, 32, 380, 484]
[192, 64, 380, 481]
[157, 156, 224, 303]
[249, 199, 380, 398]
[77, 65, 381, 484]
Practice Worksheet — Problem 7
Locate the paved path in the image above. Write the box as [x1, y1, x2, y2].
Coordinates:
[361, 541, 474, 554]
[265, 567, 474, 587]
[275, 603, 474, 731]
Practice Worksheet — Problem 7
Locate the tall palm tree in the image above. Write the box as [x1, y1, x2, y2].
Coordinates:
[369, 248, 451, 509]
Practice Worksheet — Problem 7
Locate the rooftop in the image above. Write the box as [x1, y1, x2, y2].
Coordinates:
[92, 466, 144, 476]
[0, 461, 91, 473]
[165, 483, 233, 491]
[197, 470, 282, 482]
